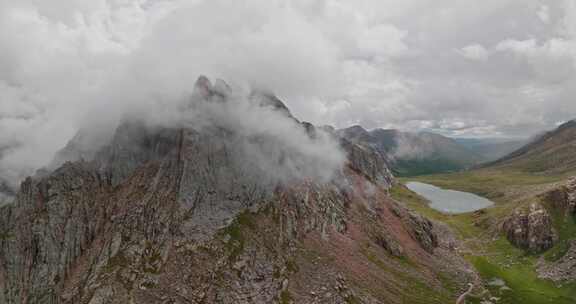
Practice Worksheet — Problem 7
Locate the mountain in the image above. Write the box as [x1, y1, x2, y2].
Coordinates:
[0, 180, 13, 206]
[0, 77, 475, 304]
[485, 120, 576, 174]
[0, 146, 16, 206]
[453, 138, 527, 162]
[339, 126, 484, 176]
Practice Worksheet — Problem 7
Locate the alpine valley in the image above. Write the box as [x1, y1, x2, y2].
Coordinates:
[0, 77, 575, 304]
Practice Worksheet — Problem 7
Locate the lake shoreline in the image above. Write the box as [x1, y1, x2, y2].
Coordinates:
[406, 181, 494, 214]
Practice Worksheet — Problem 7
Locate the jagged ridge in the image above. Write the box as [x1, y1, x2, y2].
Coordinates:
[0, 77, 475, 304]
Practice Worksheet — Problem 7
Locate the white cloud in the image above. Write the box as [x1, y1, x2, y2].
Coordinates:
[537, 5, 550, 24]
[1, 0, 576, 184]
[457, 44, 490, 61]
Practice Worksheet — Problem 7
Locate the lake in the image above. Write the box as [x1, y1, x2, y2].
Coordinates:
[406, 181, 494, 214]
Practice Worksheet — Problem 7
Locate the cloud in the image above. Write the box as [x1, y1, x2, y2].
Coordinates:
[457, 44, 490, 61]
[537, 5, 550, 24]
[0, 0, 352, 186]
[1, 0, 576, 185]
[174, 79, 347, 185]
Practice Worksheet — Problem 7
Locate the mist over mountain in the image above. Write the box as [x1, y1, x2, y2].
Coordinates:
[453, 137, 527, 162]
[339, 126, 484, 176]
[1, 1, 576, 303]
[0, 76, 476, 303]
[485, 119, 576, 174]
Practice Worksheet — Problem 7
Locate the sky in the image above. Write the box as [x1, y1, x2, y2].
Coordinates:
[1, 0, 576, 181]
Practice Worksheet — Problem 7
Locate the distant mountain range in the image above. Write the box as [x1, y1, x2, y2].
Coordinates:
[485, 120, 576, 174]
[453, 137, 526, 162]
[338, 126, 525, 176]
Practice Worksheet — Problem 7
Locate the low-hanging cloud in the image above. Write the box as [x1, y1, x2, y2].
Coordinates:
[2, 0, 576, 186]
[148, 78, 347, 185]
[0, 0, 346, 187]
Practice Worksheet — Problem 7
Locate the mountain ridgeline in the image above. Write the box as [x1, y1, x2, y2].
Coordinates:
[453, 138, 526, 163]
[411, 118, 576, 302]
[0, 77, 476, 304]
[338, 126, 486, 176]
[484, 120, 576, 174]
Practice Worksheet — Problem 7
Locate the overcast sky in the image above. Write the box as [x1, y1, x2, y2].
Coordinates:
[1, 0, 576, 178]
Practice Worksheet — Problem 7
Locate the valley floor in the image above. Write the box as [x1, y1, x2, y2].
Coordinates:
[393, 168, 576, 304]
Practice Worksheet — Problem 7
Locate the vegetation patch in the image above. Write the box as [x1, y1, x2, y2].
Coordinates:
[409, 169, 565, 201]
[471, 254, 576, 304]
[397, 170, 576, 304]
[359, 243, 453, 304]
[279, 290, 292, 304]
[221, 211, 257, 263]
[393, 158, 465, 177]
[104, 251, 130, 272]
[285, 258, 299, 273]
[0, 230, 13, 240]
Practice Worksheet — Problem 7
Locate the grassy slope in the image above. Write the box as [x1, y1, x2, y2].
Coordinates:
[392, 167, 576, 304]
[393, 159, 464, 177]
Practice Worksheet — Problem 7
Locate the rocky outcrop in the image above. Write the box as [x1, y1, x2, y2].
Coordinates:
[339, 138, 394, 187]
[502, 203, 556, 253]
[567, 177, 576, 216]
[0, 77, 473, 304]
[541, 176, 576, 218]
[0, 161, 112, 303]
[538, 240, 576, 282]
[388, 201, 438, 253]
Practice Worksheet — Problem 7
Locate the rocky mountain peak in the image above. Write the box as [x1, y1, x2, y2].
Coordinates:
[249, 89, 293, 119]
[0, 76, 477, 304]
[193, 75, 213, 97]
[339, 125, 369, 138]
[192, 75, 232, 103]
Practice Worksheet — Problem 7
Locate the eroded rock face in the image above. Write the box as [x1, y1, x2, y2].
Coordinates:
[541, 176, 576, 218]
[567, 177, 576, 216]
[0, 77, 472, 304]
[339, 138, 394, 188]
[0, 162, 112, 303]
[502, 203, 556, 253]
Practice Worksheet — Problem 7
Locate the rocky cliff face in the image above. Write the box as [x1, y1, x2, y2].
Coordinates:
[535, 177, 576, 281]
[540, 176, 576, 217]
[566, 177, 576, 215]
[502, 203, 556, 253]
[0, 77, 474, 304]
[566, 176, 576, 216]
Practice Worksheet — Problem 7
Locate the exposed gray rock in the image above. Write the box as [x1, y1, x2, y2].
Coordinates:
[502, 203, 556, 253]
[567, 176, 576, 216]
[0, 77, 471, 304]
[339, 138, 394, 188]
[541, 176, 576, 218]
